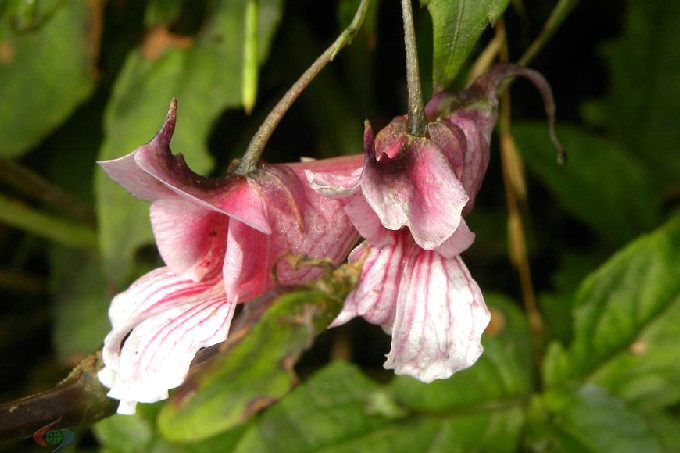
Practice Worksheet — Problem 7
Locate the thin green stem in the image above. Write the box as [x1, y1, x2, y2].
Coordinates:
[0, 158, 96, 226]
[235, 0, 370, 175]
[517, 0, 580, 67]
[401, 0, 426, 136]
[0, 193, 97, 250]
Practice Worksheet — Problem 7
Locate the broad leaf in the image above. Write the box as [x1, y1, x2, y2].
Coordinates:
[544, 212, 680, 411]
[50, 246, 110, 362]
[96, 0, 282, 286]
[599, 0, 680, 185]
[423, 0, 510, 91]
[525, 385, 666, 453]
[514, 122, 660, 245]
[229, 296, 531, 453]
[0, 0, 96, 157]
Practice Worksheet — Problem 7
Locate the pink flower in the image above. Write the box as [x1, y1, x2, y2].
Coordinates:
[97, 101, 360, 413]
[307, 64, 562, 382]
[307, 122, 488, 381]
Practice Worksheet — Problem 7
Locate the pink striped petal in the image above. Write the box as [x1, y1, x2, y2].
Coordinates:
[99, 268, 232, 414]
[384, 251, 489, 382]
[331, 233, 410, 329]
[150, 199, 228, 281]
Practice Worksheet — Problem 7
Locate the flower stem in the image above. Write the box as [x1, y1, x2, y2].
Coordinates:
[401, 0, 426, 136]
[235, 0, 370, 175]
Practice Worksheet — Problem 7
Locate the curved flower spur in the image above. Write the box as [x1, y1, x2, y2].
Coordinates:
[306, 63, 564, 382]
[96, 0, 372, 414]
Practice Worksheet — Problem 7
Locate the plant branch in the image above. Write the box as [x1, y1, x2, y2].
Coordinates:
[401, 0, 426, 136]
[0, 158, 96, 226]
[235, 0, 370, 174]
[0, 193, 98, 250]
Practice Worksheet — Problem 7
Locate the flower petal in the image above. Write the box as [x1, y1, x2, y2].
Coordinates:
[384, 251, 489, 382]
[223, 219, 273, 303]
[99, 268, 232, 414]
[150, 199, 228, 281]
[342, 194, 390, 247]
[444, 111, 493, 208]
[434, 219, 475, 258]
[362, 138, 469, 249]
[331, 233, 409, 329]
[304, 166, 363, 197]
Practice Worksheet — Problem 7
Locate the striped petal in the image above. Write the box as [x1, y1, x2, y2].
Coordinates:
[99, 267, 232, 414]
[384, 251, 489, 382]
[331, 233, 409, 329]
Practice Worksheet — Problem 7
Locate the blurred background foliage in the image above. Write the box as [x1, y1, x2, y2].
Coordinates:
[1, 0, 680, 451]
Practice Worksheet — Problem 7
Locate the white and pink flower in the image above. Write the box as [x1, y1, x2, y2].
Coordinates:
[97, 101, 360, 413]
[307, 63, 562, 382]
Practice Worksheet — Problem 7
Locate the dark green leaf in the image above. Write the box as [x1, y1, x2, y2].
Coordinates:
[145, 0, 183, 27]
[525, 385, 665, 453]
[0, 0, 96, 157]
[157, 289, 343, 441]
[514, 122, 660, 244]
[96, 0, 282, 286]
[228, 296, 531, 453]
[544, 212, 680, 411]
[50, 246, 110, 362]
[599, 0, 680, 186]
[423, 0, 510, 91]
[95, 410, 248, 453]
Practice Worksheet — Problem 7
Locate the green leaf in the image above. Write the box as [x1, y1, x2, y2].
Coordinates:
[96, 0, 282, 286]
[229, 296, 531, 453]
[157, 289, 343, 442]
[49, 246, 110, 362]
[233, 360, 524, 453]
[423, 0, 510, 91]
[525, 385, 666, 453]
[0, 0, 96, 157]
[599, 0, 680, 185]
[95, 410, 248, 453]
[544, 212, 680, 411]
[514, 122, 660, 244]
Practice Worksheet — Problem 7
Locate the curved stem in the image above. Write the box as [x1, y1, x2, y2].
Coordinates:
[401, 0, 426, 136]
[235, 0, 370, 175]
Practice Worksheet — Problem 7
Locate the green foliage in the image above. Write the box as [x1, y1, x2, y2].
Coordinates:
[0, 0, 96, 157]
[514, 122, 660, 245]
[4, 1, 680, 453]
[422, 0, 510, 91]
[598, 0, 680, 185]
[49, 246, 110, 361]
[544, 212, 680, 412]
[525, 385, 668, 453]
